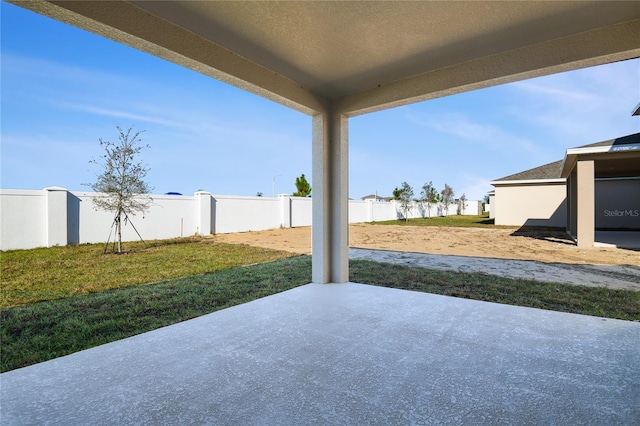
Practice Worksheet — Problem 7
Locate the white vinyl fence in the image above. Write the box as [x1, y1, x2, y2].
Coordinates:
[0, 187, 480, 250]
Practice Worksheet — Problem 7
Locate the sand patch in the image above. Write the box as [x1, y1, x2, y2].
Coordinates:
[216, 224, 639, 267]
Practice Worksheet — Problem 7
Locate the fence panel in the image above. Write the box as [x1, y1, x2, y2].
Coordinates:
[1, 188, 487, 250]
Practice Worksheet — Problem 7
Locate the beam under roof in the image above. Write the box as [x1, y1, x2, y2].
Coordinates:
[336, 20, 640, 116]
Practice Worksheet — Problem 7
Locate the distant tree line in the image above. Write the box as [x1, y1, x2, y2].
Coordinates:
[391, 181, 468, 220]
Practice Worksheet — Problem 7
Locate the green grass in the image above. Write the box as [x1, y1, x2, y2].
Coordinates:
[350, 260, 639, 321]
[1, 256, 311, 372]
[1, 237, 294, 307]
[2, 256, 638, 372]
[372, 214, 514, 228]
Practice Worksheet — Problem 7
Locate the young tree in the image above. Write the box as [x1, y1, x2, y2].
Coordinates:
[420, 181, 439, 218]
[441, 183, 455, 215]
[293, 173, 312, 197]
[89, 126, 152, 253]
[398, 181, 414, 221]
[392, 187, 402, 201]
[458, 193, 468, 215]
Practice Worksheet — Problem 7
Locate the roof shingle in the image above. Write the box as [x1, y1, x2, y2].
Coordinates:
[493, 160, 564, 182]
[574, 133, 640, 149]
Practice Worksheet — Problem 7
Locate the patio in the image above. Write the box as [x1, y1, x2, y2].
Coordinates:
[3, 3, 638, 424]
[2, 282, 638, 424]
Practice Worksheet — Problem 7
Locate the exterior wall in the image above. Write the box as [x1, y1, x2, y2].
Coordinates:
[493, 178, 640, 230]
[488, 194, 495, 219]
[0, 188, 487, 251]
[371, 200, 398, 222]
[494, 183, 567, 227]
[595, 178, 640, 230]
[0, 189, 46, 250]
[458, 200, 482, 215]
[75, 192, 200, 243]
[567, 169, 578, 236]
[290, 197, 313, 228]
[213, 195, 282, 234]
[348, 200, 370, 223]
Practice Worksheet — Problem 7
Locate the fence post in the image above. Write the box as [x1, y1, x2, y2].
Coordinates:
[44, 186, 68, 247]
[367, 199, 374, 222]
[279, 194, 292, 228]
[195, 191, 212, 235]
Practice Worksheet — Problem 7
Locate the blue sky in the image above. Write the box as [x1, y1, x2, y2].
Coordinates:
[2, 2, 639, 201]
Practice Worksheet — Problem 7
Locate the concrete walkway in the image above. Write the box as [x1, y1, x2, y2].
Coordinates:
[350, 248, 640, 291]
[2, 283, 639, 425]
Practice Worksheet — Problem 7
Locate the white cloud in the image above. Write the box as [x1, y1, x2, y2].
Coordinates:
[507, 59, 640, 145]
[53, 102, 186, 128]
[511, 81, 597, 102]
[405, 110, 539, 156]
[2, 53, 145, 89]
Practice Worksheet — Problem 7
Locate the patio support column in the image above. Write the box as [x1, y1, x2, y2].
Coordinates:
[576, 159, 595, 247]
[312, 109, 349, 283]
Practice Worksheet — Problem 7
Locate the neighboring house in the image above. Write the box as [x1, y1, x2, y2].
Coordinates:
[490, 160, 567, 228]
[490, 133, 640, 247]
[360, 194, 386, 201]
[561, 133, 640, 246]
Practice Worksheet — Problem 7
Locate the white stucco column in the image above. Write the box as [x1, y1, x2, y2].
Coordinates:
[312, 110, 349, 283]
[576, 159, 595, 247]
[279, 194, 292, 228]
[195, 191, 212, 236]
[44, 186, 68, 247]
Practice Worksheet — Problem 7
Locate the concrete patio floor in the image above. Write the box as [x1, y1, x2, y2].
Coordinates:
[2, 283, 639, 425]
[595, 231, 640, 250]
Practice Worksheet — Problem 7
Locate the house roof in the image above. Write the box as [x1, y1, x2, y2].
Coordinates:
[360, 194, 386, 200]
[561, 133, 640, 178]
[491, 160, 564, 184]
[573, 132, 640, 149]
[492, 133, 640, 185]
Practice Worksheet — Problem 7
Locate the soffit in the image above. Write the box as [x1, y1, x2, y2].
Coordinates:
[561, 133, 640, 177]
[12, 1, 640, 115]
[132, 1, 639, 99]
[596, 156, 640, 178]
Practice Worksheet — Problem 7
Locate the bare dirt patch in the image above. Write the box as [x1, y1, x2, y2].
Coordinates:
[215, 224, 639, 267]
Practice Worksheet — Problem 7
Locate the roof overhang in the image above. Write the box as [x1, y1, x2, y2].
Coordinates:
[561, 141, 640, 178]
[9, 1, 640, 117]
[490, 178, 566, 187]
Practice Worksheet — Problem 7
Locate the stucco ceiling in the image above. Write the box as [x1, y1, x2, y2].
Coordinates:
[10, 1, 640, 115]
[134, 1, 639, 98]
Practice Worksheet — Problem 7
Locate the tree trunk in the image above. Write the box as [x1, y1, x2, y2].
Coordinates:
[116, 210, 122, 253]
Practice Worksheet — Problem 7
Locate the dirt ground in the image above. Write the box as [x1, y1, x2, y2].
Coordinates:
[215, 224, 640, 267]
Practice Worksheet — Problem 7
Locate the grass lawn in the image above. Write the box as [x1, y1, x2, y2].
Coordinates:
[1, 237, 294, 307]
[2, 254, 638, 373]
[1, 256, 311, 373]
[372, 214, 514, 228]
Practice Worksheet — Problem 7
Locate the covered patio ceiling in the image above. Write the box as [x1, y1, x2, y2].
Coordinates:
[13, 1, 640, 115]
[10, 0, 640, 281]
